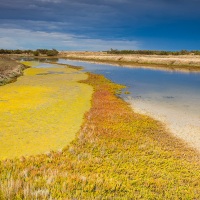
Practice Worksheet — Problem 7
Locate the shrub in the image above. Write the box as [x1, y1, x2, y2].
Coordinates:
[33, 51, 39, 56]
[46, 49, 59, 56]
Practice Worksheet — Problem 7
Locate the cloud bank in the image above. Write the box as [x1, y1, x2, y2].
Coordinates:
[0, 0, 199, 50]
[0, 28, 139, 50]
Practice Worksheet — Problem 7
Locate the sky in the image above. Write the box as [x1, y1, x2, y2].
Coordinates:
[0, 0, 200, 51]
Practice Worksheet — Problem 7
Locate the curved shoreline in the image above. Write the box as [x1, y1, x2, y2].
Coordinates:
[0, 71, 199, 199]
[56, 59, 200, 152]
[127, 98, 200, 153]
[5, 53, 200, 72]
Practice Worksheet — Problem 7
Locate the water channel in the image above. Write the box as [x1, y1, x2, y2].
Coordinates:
[22, 58, 200, 151]
[57, 59, 200, 151]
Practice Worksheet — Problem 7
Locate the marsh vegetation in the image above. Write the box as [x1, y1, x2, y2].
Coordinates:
[0, 62, 92, 159]
[0, 65, 199, 199]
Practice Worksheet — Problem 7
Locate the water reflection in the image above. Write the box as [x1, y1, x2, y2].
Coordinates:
[57, 59, 200, 151]
[20, 57, 59, 63]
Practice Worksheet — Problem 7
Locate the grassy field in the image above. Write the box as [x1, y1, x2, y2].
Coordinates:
[0, 62, 92, 159]
[0, 68, 199, 199]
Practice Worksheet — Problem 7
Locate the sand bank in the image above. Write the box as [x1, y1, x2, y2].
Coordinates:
[127, 97, 200, 152]
[59, 51, 200, 71]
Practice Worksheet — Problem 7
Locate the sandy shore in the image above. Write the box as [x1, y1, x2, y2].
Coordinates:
[59, 51, 200, 71]
[127, 97, 200, 152]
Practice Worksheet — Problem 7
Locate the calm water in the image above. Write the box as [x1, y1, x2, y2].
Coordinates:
[56, 59, 200, 150]
[57, 59, 200, 115]
[22, 58, 200, 150]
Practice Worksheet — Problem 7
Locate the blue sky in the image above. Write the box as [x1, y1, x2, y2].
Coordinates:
[0, 0, 200, 50]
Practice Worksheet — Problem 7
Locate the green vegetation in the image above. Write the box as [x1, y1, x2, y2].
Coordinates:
[46, 49, 59, 56]
[0, 49, 59, 56]
[0, 69, 199, 199]
[107, 49, 200, 55]
[33, 51, 39, 56]
[0, 49, 32, 54]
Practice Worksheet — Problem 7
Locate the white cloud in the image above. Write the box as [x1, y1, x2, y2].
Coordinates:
[0, 19, 71, 31]
[36, 0, 62, 3]
[0, 28, 140, 50]
[0, 37, 21, 49]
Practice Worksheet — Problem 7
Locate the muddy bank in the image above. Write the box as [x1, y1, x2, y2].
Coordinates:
[59, 51, 200, 71]
[0, 56, 28, 85]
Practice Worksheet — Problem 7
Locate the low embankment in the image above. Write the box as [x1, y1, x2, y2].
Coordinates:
[59, 51, 200, 71]
[0, 56, 27, 85]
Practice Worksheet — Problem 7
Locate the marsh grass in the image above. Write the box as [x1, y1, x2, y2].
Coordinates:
[0, 71, 199, 199]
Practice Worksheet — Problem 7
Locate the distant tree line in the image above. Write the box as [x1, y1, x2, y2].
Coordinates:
[106, 49, 200, 55]
[0, 49, 59, 56]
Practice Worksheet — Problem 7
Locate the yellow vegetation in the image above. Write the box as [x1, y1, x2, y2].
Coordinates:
[21, 61, 40, 67]
[0, 71, 199, 199]
[0, 62, 93, 159]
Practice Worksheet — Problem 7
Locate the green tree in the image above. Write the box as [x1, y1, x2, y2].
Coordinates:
[46, 49, 59, 56]
[33, 51, 39, 56]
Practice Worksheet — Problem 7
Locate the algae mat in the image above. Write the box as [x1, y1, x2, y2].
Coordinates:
[0, 65, 93, 159]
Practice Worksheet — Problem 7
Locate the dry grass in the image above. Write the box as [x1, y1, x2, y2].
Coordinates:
[60, 51, 200, 71]
[0, 71, 199, 199]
